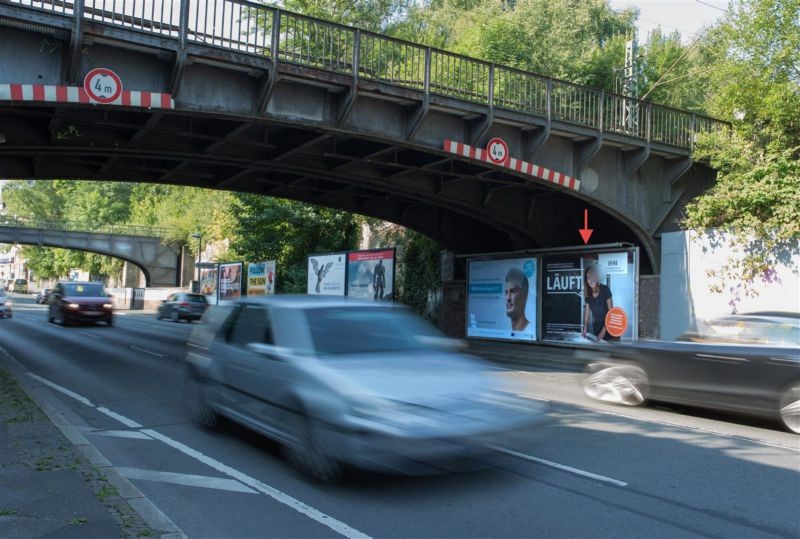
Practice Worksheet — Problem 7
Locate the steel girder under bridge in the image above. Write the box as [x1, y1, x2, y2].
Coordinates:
[0, 0, 727, 273]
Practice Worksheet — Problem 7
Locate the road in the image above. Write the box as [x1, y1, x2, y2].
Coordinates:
[2, 295, 799, 539]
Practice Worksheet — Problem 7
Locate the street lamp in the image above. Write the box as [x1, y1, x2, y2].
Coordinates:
[190, 232, 202, 284]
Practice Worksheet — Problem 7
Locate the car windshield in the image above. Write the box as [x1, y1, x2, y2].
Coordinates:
[186, 294, 208, 303]
[62, 283, 106, 297]
[306, 306, 436, 356]
[695, 317, 800, 346]
[15, 279, 26, 285]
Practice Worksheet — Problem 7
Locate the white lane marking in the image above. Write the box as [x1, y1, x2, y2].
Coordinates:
[141, 429, 372, 539]
[79, 331, 103, 340]
[26, 372, 95, 407]
[516, 394, 550, 402]
[129, 345, 167, 358]
[23, 371, 372, 539]
[117, 467, 258, 494]
[491, 446, 629, 487]
[88, 429, 153, 440]
[96, 407, 143, 429]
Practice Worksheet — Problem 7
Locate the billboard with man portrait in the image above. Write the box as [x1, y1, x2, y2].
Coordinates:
[466, 257, 538, 341]
[346, 249, 395, 301]
[307, 252, 347, 295]
[218, 262, 243, 303]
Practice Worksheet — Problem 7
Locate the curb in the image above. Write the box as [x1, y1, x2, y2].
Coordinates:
[0, 348, 187, 539]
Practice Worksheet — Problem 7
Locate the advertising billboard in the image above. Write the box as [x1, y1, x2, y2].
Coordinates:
[199, 265, 218, 305]
[307, 252, 347, 296]
[218, 262, 243, 303]
[247, 261, 276, 296]
[466, 257, 538, 341]
[542, 249, 637, 344]
[346, 249, 395, 301]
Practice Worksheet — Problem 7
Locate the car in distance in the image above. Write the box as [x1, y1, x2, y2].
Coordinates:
[157, 293, 209, 322]
[35, 288, 52, 304]
[185, 296, 546, 480]
[9, 278, 28, 294]
[582, 313, 800, 434]
[48, 281, 113, 326]
[0, 288, 12, 318]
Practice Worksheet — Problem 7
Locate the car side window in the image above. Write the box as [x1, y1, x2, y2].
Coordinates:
[227, 305, 273, 346]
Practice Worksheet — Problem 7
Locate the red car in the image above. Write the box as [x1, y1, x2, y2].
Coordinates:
[48, 281, 114, 326]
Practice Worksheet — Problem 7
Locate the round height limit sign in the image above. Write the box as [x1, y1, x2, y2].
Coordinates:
[83, 68, 123, 104]
[487, 138, 509, 165]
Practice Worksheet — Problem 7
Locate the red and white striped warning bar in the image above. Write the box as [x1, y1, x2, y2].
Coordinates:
[444, 139, 580, 191]
[0, 83, 174, 109]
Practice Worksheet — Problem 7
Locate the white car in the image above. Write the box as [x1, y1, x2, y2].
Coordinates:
[185, 296, 548, 480]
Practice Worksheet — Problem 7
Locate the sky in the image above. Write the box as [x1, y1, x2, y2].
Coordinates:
[609, 0, 729, 42]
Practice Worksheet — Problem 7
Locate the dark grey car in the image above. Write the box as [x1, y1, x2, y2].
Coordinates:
[157, 293, 208, 322]
[185, 296, 547, 480]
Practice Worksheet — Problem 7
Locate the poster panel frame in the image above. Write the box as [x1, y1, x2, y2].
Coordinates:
[345, 247, 397, 302]
[247, 260, 276, 296]
[218, 261, 244, 304]
[465, 254, 540, 343]
[307, 251, 347, 296]
[198, 263, 219, 306]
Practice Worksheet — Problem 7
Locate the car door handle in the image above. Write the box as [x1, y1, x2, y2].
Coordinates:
[695, 353, 748, 363]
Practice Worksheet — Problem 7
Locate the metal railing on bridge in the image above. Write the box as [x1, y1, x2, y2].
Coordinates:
[7, 0, 729, 150]
[0, 215, 174, 238]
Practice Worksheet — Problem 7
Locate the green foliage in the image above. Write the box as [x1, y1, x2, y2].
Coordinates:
[229, 195, 360, 293]
[398, 232, 441, 318]
[685, 0, 800, 295]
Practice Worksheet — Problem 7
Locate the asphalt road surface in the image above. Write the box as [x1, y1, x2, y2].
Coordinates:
[2, 295, 799, 539]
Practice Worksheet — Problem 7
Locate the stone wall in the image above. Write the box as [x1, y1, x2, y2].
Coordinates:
[638, 275, 660, 339]
[439, 280, 466, 338]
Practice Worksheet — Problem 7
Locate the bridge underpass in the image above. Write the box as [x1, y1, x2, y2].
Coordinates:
[0, 217, 186, 287]
[0, 0, 727, 277]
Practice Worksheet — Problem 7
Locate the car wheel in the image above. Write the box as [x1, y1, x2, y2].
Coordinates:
[171, 311, 179, 323]
[156, 310, 162, 320]
[106, 318, 114, 327]
[185, 376, 219, 428]
[286, 410, 342, 482]
[583, 363, 649, 406]
[779, 384, 800, 434]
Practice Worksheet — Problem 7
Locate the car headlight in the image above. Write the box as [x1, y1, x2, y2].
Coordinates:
[103, 303, 113, 310]
[5, 301, 11, 308]
[67, 303, 80, 310]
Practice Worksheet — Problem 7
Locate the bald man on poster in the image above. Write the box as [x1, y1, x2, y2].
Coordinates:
[505, 267, 530, 332]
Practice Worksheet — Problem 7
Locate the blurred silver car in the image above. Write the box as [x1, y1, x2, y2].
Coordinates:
[185, 296, 546, 480]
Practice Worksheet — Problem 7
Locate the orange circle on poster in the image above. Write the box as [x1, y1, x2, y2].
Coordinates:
[605, 307, 628, 337]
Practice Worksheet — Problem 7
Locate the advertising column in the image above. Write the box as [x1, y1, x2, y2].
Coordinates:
[466, 257, 538, 341]
[346, 249, 395, 301]
[307, 253, 347, 295]
[247, 261, 276, 296]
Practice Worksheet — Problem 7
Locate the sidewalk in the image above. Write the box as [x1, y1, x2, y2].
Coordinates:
[0, 365, 176, 538]
[467, 340, 596, 371]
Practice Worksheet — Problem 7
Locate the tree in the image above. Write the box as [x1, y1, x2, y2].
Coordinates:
[684, 0, 800, 298]
[229, 195, 360, 293]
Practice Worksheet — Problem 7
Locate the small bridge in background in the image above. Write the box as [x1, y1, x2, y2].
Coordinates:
[0, 216, 184, 286]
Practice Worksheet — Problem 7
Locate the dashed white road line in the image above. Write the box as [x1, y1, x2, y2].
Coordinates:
[24, 371, 373, 539]
[87, 429, 153, 440]
[117, 467, 258, 494]
[129, 345, 168, 358]
[491, 446, 629, 487]
[79, 331, 104, 340]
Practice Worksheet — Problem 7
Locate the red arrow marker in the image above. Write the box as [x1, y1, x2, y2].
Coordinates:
[579, 209, 594, 244]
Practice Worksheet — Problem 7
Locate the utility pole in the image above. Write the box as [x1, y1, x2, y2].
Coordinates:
[615, 32, 640, 133]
